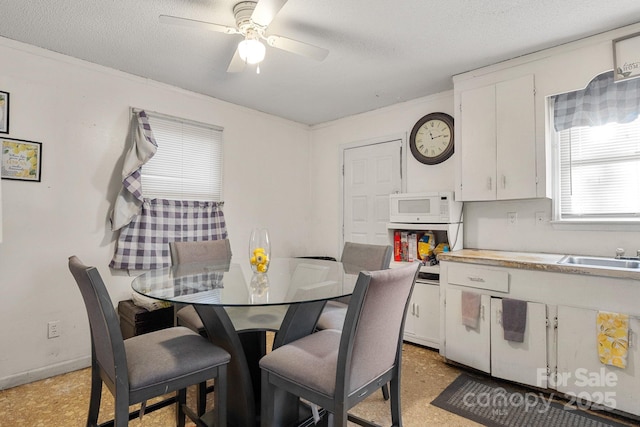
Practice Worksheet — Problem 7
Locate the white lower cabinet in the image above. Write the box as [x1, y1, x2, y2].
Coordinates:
[490, 298, 548, 388]
[441, 258, 640, 417]
[557, 305, 640, 416]
[444, 287, 548, 387]
[444, 288, 491, 373]
[404, 280, 440, 349]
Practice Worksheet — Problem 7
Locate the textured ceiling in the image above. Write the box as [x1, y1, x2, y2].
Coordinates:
[1, 0, 640, 125]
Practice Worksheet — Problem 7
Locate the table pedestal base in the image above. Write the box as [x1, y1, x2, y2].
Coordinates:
[195, 300, 327, 427]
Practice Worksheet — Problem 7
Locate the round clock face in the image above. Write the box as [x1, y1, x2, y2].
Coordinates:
[410, 113, 454, 165]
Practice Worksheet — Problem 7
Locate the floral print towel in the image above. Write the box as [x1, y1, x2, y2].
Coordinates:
[597, 311, 629, 369]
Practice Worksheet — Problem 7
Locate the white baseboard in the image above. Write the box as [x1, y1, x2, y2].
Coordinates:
[0, 356, 91, 390]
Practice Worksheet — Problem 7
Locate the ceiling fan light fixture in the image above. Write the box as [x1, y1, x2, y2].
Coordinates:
[238, 38, 266, 64]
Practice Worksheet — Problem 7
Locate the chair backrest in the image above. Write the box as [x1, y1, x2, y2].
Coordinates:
[68, 256, 127, 388]
[170, 239, 232, 265]
[336, 262, 419, 396]
[340, 242, 392, 274]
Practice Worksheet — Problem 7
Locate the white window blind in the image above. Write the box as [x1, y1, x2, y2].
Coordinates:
[141, 112, 223, 201]
[558, 119, 640, 219]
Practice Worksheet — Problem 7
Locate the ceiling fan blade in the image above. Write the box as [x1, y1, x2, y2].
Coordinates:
[266, 35, 329, 61]
[227, 48, 246, 73]
[251, 0, 289, 27]
[159, 15, 239, 35]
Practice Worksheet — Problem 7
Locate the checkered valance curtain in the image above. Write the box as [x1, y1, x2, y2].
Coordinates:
[110, 199, 227, 270]
[109, 110, 227, 270]
[553, 71, 640, 131]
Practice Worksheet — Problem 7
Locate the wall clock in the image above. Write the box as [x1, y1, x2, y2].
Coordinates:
[409, 112, 454, 165]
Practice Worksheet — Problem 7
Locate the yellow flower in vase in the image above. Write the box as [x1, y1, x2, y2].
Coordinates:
[249, 228, 271, 273]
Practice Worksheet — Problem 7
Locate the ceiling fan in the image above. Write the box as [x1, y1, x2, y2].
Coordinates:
[159, 0, 329, 73]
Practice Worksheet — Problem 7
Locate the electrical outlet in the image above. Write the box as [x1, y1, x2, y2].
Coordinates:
[507, 212, 518, 225]
[47, 321, 60, 339]
[535, 211, 546, 226]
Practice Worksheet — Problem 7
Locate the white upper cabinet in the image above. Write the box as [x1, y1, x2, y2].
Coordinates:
[458, 74, 537, 201]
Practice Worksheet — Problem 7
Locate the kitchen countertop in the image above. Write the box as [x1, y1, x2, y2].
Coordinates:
[437, 249, 640, 280]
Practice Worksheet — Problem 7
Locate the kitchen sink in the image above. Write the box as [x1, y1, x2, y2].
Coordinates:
[558, 255, 640, 270]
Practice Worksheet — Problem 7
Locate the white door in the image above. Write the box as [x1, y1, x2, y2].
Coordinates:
[490, 298, 548, 387]
[343, 140, 401, 246]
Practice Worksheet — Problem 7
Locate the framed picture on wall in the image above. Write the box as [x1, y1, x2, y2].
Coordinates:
[0, 91, 8, 134]
[613, 32, 640, 81]
[1, 138, 42, 182]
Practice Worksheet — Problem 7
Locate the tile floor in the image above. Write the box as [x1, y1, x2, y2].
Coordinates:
[0, 343, 476, 426]
[1, 342, 637, 426]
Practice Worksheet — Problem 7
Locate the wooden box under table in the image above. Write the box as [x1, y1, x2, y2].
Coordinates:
[118, 299, 174, 339]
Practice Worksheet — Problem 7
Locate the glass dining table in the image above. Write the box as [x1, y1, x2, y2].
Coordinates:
[131, 257, 359, 427]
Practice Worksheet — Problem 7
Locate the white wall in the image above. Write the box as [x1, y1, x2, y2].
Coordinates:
[454, 22, 640, 257]
[5, 21, 640, 390]
[0, 38, 312, 388]
[308, 91, 457, 257]
[309, 23, 640, 260]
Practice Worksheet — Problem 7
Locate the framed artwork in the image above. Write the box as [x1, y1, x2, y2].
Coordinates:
[0, 91, 8, 134]
[1, 138, 42, 182]
[613, 32, 640, 81]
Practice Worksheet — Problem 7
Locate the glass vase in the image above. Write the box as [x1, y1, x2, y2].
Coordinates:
[249, 228, 270, 273]
[249, 273, 270, 304]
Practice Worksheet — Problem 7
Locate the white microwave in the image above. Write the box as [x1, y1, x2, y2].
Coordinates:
[389, 192, 462, 224]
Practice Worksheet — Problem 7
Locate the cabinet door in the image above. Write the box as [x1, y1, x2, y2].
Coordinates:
[459, 84, 497, 201]
[404, 281, 440, 349]
[444, 288, 491, 373]
[490, 298, 548, 387]
[404, 294, 417, 338]
[557, 305, 640, 416]
[496, 75, 536, 200]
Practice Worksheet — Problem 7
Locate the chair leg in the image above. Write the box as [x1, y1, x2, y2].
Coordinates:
[261, 370, 300, 427]
[381, 383, 390, 401]
[324, 398, 347, 427]
[114, 393, 130, 427]
[197, 381, 207, 416]
[389, 377, 402, 427]
[328, 410, 349, 427]
[176, 388, 187, 427]
[260, 371, 274, 427]
[87, 367, 102, 427]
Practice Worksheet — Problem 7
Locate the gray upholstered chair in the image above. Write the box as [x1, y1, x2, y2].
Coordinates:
[169, 239, 232, 415]
[259, 263, 420, 427]
[172, 239, 233, 335]
[170, 238, 233, 265]
[68, 256, 229, 427]
[315, 242, 393, 400]
[315, 241, 393, 331]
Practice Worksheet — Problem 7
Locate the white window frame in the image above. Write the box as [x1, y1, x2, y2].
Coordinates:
[138, 109, 224, 202]
[550, 99, 640, 231]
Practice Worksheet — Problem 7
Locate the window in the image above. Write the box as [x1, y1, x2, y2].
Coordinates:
[552, 71, 640, 223]
[140, 111, 223, 201]
[557, 120, 640, 219]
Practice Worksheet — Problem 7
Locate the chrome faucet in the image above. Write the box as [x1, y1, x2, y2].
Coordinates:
[614, 248, 640, 260]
